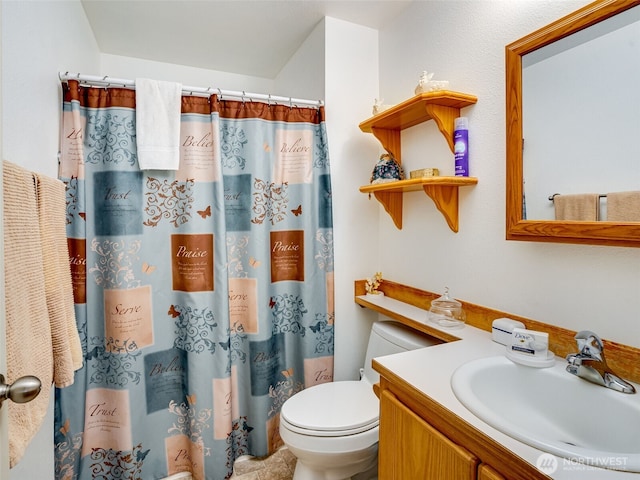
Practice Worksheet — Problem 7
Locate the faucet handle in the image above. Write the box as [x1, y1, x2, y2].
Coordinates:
[574, 330, 604, 360]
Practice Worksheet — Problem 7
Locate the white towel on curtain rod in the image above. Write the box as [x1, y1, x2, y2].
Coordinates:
[135, 78, 182, 170]
[58, 71, 324, 107]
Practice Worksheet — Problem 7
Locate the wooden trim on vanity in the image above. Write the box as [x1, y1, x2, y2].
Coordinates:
[356, 279, 640, 384]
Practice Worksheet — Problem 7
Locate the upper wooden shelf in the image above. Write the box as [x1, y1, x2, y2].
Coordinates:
[359, 91, 478, 157]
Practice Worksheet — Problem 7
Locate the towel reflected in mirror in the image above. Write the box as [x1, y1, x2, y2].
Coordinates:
[606, 191, 640, 222]
[553, 193, 600, 221]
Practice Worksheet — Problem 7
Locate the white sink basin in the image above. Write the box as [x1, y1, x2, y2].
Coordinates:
[451, 355, 640, 473]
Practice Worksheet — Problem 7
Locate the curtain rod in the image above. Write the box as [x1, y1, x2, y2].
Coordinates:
[58, 72, 324, 108]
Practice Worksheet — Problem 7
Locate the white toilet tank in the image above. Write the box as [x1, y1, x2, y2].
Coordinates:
[362, 320, 442, 384]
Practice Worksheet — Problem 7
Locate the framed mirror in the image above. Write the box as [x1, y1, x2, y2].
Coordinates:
[506, 0, 640, 247]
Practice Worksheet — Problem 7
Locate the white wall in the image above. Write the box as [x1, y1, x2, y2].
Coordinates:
[323, 17, 380, 381]
[376, 0, 640, 347]
[100, 53, 275, 95]
[274, 19, 325, 102]
[274, 17, 380, 381]
[2, 0, 100, 178]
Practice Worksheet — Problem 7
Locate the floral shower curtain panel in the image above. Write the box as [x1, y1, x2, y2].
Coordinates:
[55, 80, 334, 480]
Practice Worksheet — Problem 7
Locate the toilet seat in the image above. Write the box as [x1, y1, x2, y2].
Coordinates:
[280, 381, 378, 437]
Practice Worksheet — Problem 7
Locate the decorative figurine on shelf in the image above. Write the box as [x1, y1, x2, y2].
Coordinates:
[370, 153, 405, 185]
[414, 70, 450, 94]
[414, 71, 434, 94]
[365, 272, 384, 297]
[372, 98, 393, 115]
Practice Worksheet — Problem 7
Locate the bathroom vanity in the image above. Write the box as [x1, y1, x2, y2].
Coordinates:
[376, 355, 544, 479]
[356, 280, 640, 480]
[374, 319, 547, 479]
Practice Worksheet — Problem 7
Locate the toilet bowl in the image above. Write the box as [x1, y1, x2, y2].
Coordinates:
[279, 320, 441, 480]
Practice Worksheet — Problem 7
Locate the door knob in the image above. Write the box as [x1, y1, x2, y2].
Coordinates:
[0, 374, 41, 406]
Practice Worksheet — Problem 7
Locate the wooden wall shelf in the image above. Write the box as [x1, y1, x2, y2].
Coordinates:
[359, 91, 478, 232]
[359, 91, 478, 159]
[360, 177, 478, 231]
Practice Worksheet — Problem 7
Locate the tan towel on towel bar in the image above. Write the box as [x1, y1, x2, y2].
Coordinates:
[553, 193, 600, 221]
[606, 191, 640, 222]
[35, 172, 83, 383]
[3, 160, 53, 467]
[3, 160, 82, 467]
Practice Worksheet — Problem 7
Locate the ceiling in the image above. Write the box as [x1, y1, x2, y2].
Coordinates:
[81, 0, 413, 79]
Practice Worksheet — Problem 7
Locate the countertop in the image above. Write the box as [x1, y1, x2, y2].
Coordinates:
[362, 294, 639, 479]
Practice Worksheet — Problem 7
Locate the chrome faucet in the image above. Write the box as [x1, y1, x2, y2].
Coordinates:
[566, 330, 636, 394]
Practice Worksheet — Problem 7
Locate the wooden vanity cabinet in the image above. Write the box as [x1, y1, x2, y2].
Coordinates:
[375, 372, 551, 480]
[478, 464, 507, 480]
[380, 390, 478, 479]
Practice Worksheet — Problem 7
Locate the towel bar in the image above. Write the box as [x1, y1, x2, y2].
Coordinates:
[549, 193, 607, 202]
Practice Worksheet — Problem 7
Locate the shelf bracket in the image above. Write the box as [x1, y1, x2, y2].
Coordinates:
[373, 191, 403, 229]
[371, 127, 401, 162]
[422, 184, 460, 232]
[424, 104, 460, 153]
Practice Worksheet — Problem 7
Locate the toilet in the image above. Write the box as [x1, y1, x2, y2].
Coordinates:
[279, 320, 441, 480]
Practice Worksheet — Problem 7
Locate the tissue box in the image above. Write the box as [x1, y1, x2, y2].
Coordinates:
[492, 318, 525, 345]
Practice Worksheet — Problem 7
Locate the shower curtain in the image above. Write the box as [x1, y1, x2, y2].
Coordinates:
[55, 80, 334, 480]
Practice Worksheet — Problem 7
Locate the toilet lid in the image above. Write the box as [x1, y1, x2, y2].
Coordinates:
[280, 381, 379, 436]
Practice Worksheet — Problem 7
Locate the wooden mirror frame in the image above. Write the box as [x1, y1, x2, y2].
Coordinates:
[505, 0, 640, 248]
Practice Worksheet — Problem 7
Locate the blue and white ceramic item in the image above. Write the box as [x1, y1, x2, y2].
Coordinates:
[370, 153, 404, 184]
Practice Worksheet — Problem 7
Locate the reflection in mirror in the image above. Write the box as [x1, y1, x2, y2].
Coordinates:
[522, 5, 640, 221]
[506, 0, 640, 247]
